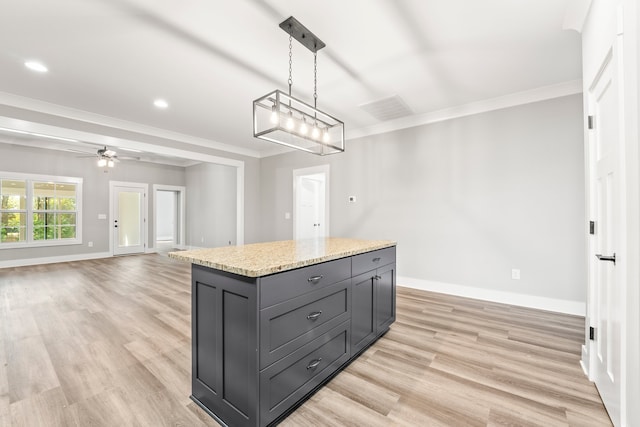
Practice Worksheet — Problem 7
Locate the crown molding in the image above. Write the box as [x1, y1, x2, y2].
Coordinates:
[562, 0, 593, 33]
[0, 91, 262, 158]
[346, 80, 583, 141]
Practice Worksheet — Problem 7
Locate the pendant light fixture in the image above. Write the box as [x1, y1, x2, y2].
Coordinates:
[253, 16, 344, 155]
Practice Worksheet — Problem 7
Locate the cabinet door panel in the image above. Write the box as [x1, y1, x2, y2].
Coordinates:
[376, 263, 396, 335]
[351, 272, 375, 355]
[191, 265, 258, 427]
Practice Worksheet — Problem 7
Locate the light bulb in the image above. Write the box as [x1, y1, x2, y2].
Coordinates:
[270, 105, 279, 124]
[322, 129, 330, 143]
[108, 160, 115, 168]
[286, 113, 295, 130]
[97, 158, 107, 167]
[311, 124, 320, 139]
[300, 118, 308, 135]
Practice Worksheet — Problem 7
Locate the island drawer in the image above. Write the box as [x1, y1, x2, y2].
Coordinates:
[259, 257, 351, 308]
[352, 246, 396, 276]
[259, 280, 351, 368]
[259, 321, 350, 425]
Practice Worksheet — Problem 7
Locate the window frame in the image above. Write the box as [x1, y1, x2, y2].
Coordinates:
[0, 172, 82, 249]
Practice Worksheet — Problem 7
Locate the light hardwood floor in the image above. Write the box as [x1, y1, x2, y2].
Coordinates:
[0, 254, 611, 426]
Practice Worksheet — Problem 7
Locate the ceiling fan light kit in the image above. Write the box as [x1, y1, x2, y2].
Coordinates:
[96, 146, 117, 168]
[253, 16, 344, 155]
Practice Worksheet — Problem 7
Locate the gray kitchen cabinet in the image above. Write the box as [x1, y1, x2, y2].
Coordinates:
[190, 245, 395, 427]
[351, 248, 397, 356]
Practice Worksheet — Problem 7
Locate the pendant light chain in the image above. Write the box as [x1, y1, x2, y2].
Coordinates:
[288, 33, 293, 96]
[313, 51, 318, 108]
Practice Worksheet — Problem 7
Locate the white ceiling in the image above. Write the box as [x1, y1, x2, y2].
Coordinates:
[0, 0, 581, 163]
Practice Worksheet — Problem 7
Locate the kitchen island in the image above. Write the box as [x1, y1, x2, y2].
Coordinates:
[169, 237, 396, 427]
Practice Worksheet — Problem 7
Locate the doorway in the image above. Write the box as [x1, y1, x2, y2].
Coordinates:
[293, 165, 330, 240]
[153, 184, 186, 252]
[110, 181, 148, 256]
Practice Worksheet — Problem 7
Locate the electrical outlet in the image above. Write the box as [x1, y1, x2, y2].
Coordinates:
[511, 269, 521, 280]
[88, 241, 93, 247]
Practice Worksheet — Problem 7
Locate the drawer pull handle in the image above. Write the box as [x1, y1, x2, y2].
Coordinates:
[307, 311, 323, 321]
[307, 275, 323, 283]
[372, 257, 381, 263]
[306, 358, 322, 370]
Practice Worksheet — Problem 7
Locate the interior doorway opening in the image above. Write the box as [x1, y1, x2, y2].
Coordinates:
[153, 184, 186, 252]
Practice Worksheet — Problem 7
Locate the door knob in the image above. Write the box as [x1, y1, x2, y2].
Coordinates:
[596, 253, 616, 265]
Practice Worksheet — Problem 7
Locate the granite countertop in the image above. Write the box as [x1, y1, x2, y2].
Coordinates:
[168, 237, 396, 277]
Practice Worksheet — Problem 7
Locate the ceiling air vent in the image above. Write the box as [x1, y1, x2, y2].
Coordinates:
[358, 95, 413, 121]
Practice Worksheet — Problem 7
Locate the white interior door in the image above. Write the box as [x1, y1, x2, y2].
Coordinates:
[112, 183, 146, 256]
[589, 49, 621, 426]
[296, 175, 324, 239]
[293, 165, 329, 240]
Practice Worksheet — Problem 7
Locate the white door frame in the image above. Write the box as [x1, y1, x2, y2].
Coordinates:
[152, 184, 186, 250]
[109, 181, 149, 256]
[293, 165, 330, 240]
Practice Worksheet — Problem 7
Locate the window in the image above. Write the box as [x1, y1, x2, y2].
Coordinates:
[0, 179, 27, 243]
[0, 173, 82, 248]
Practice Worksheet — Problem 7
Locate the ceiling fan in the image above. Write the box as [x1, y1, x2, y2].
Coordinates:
[95, 146, 118, 168]
[77, 146, 140, 168]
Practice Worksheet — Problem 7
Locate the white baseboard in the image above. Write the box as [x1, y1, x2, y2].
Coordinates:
[0, 251, 112, 269]
[398, 276, 586, 316]
[580, 345, 590, 377]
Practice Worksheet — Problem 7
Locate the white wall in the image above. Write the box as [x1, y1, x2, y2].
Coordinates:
[260, 95, 586, 312]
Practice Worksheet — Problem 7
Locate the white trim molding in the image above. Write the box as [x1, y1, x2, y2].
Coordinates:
[347, 80, 583, 141]
[0, 251, 111, 269]
[0, 91, 262, 158]
[398, 276, 586, 316]
[563, 0, 594, 33]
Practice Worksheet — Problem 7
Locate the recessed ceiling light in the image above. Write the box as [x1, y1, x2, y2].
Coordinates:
[153, 99, 169, 109]
[24, 61, 48, 73]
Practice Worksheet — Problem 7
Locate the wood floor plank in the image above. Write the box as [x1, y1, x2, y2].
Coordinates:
[6, 335, 60, 403]
[0, 254, 612, 426]
[9, 387, 77, 427]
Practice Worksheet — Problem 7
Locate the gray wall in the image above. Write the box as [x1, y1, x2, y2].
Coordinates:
[259, 95, 586, 303]
[185, 162, 237, 248]
[0, 142, 263, 263]
[0, 143, 185, 261]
